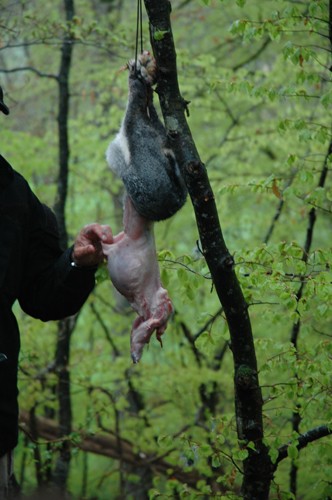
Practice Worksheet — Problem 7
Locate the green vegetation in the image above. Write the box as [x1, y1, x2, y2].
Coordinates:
[1, 0, 331, 498]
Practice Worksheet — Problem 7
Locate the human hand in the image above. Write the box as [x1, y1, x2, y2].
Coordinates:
[72, 224, 113, 268]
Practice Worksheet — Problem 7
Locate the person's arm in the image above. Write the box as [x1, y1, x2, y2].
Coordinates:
[18, 196, 112, 321]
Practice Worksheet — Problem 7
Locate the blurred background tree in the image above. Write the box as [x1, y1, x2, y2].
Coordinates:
[1, 0, 331, 498]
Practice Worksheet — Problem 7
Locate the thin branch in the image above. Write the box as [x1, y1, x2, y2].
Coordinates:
[0, 66, 58, 80]
[233, 38, 271, 71]
[263, 169, 297, 244]
[179, 321, 203, 366]
[0, 39, 121, 56]
[288, 126, 332, 497]
[90, 302, 120, 357]
[193, 307, 223, 341]
[276, 425, 332, 465]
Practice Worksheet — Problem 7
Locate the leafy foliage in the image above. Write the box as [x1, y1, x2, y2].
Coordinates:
[1, 0, 331, 498]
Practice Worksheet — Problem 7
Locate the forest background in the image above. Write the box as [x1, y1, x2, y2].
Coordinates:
[1, 0, 331, 499]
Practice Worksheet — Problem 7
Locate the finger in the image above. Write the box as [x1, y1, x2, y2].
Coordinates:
[82, 224, 113, 243]
[100, 225, 113, 243]
[82, 225, 103, 242]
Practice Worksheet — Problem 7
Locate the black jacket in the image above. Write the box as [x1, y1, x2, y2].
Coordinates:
[0, 155, 96, 456]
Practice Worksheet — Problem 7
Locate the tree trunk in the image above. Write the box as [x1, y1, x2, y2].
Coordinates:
[143, 1, 273, 497]
[52, 0, 76, 490]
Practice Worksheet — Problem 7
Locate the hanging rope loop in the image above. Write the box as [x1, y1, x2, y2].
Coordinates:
[135, 0, 144, 74]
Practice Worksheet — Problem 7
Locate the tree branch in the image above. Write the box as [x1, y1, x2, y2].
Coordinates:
[233, 37, 271, 71]
[0, 66, 58, 80]
[276, 425, 332, 465]
[90, 302, 120, 357]
[19, 410, 201, 490]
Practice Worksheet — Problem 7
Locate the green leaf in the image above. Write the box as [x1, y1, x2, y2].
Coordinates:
[235, 448, 249, 461]
[211, 454, 221, 467]
[153, 29, 169, 41]
[269, 446, 279, 464]
[95, 263, 109, 284]
[287, 444, 299, 460]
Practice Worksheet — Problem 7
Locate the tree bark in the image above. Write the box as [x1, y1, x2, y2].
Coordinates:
[52, 0, 76, 490]
[143, 1, 273, 498]
[277, 424, 332, 464]
[54, 0, 75, 250]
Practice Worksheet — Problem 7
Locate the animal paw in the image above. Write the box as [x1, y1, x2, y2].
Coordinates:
[128, 50, 157, 85]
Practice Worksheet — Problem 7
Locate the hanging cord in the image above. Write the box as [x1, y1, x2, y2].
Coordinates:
[134, 0, 144, 73]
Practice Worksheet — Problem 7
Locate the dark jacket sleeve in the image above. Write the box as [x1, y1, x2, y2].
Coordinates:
[18, 193, 96, 321]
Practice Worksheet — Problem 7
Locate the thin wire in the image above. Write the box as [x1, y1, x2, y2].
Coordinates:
[139, 0, 143, 53]
[135, 0, 143, 72]
[135, 0, 139, 70]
